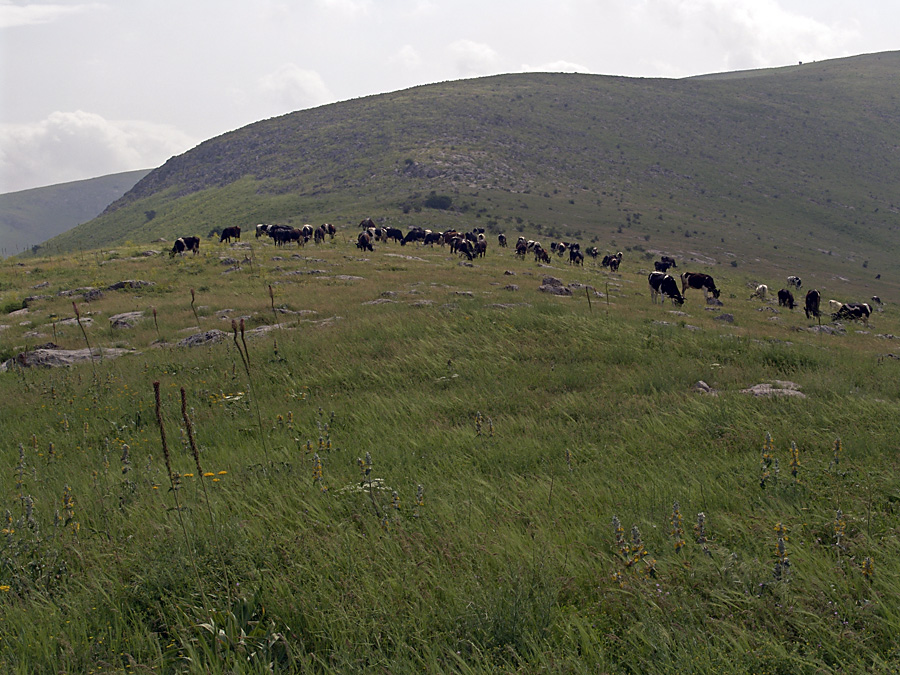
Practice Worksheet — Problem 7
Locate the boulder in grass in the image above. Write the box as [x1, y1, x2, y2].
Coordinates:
[539, 277, 572, 296]
[110, 311, 144, 329]
[177, 330, 228, 347]
[1, 346, 134, 371]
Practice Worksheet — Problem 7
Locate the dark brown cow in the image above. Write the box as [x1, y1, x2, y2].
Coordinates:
[655, 260, 675, 273]
[777, 288, 795, 310]
[220, 226, 241, 243]
[356, 231, 374, 252]
[804, 289, 821, 321]
[272, 227, 303, 247]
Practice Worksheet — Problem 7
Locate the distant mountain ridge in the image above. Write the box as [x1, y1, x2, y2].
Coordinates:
[29, 52, 900, 281]
[0, 169, 150, 257]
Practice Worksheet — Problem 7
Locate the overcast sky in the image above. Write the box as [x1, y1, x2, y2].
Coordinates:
[1, 0, 897, 194]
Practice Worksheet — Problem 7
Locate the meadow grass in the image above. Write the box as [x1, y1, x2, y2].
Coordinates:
[1, 235, 900, 672]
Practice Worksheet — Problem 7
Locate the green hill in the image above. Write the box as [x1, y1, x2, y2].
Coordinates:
[0, 169, 150, 257]
[34, 53, 900, 286]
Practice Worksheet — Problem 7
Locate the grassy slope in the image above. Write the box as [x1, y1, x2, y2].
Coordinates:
[32, 53, 900, 291]
[0, 170, 151, 257]
[1, 235, 899, 672]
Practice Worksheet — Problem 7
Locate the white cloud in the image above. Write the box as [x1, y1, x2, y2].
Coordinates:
[449, 39, 500, 76]
[259, 64, 335, 113]
[520, 60, 592, 74]
[315, 0, 371, 17]
[390, 44, 422, 69]
[0, 111, 196, 193]
[640, 0, 858, 72]
[0, 1, 105, 29]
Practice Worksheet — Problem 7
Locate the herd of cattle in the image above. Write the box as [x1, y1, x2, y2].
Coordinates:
[169, 219, 882, 325]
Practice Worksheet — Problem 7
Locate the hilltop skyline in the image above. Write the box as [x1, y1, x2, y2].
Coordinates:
[1, 0, 898, 194]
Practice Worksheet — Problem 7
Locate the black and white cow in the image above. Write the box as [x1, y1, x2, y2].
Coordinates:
[648, 272, 684, 305]
[681, 272, 721, 300]
[170, 236, 200, 257]
[777, 288, 795, 310]
[401, 227, 426, 246]
[383, 227, 403, 244]
[832, 302, 871, 323]
[498, 233, 507, 248]
[787, 276, 802, 289]
[804, 289, 821, 320]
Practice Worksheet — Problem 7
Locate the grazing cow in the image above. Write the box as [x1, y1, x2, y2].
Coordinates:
[271, 227, 302, 247]
[533, 243, 551, 264]
[654, 260, 675, 273]
[586, 246, 599, 259]
[648, 272, 684, 305]
[314, 225, 326, 244]
[474, 239, 487, 258]
[751, 284, 768, 300]
[423, 231, 443, 246]
[401, 227, 426, 246]
[833, 302, 871, 323]
[787, 276, 802, 289]
[777, 288, 795, 310]
[602, 252, 623, 270]
[871, 295, 883, 306]
[220, 226, 241, 243]
[300, 224, 313, 242]
[804, 289, 821, 320]
[456, 239, 475, 261]
[828, 300, 844, 314]
[255, 223, 268, 238]
[170, 236, 200, 257]
[325, 223, 336, 239]
[660, 255, 677, 269]
[359, 217, 376, 229]
[498, 233, 507, 247]
[356, 231, 374, 252]
[569, 248, 584, 266]
[515, 240, 528, 257]
[382, 227, 403, 243]
[680, 272, 721, 300]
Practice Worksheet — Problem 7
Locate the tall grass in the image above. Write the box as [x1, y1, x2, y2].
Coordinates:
[1, 236, 900, 671]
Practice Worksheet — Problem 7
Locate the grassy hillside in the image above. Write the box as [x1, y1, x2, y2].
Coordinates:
[1, 234, 899, 671]
[0, 170, 150, 258]
[32, 53, 900, 290]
